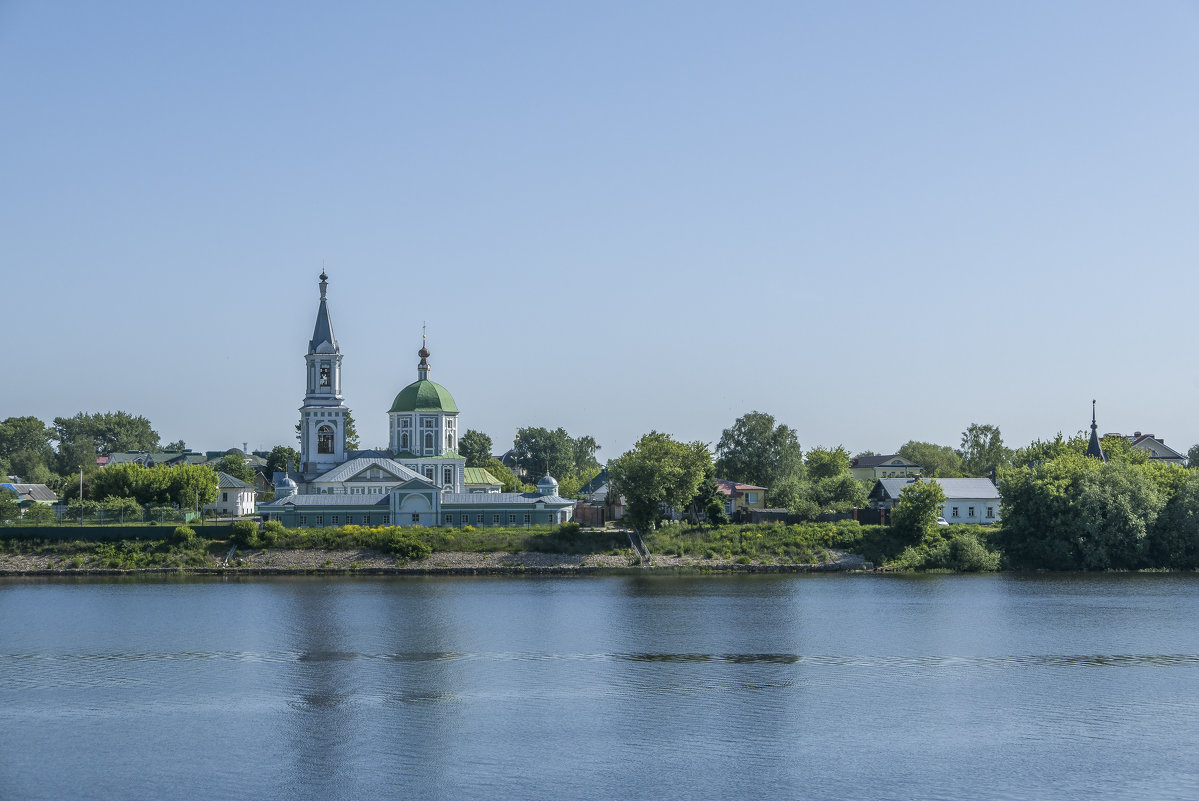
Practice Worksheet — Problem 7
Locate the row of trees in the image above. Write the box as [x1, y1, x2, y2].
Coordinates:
[0, 412, 175, 487]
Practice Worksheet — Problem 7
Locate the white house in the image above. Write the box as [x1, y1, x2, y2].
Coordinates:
[1115, 432, 1187, 466]
[207, 472, 257, 517]
[869, 477, 1001, 524]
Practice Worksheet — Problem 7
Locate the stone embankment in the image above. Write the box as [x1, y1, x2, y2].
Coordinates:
[0, 549, 871, 575]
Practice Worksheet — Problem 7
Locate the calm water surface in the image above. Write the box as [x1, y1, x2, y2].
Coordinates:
[1, 573, 1197, 800]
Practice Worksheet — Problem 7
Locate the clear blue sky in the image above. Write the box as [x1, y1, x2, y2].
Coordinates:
[3, 1, 1197, 460]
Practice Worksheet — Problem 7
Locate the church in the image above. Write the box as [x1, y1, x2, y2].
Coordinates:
[258, 272, 574, 529]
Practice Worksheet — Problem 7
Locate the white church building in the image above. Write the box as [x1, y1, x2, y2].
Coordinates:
[258, 271, 574, 529]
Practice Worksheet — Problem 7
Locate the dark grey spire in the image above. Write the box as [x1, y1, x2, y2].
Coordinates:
[309, 270, 338, 353]
[1086, 399, 1106, 461]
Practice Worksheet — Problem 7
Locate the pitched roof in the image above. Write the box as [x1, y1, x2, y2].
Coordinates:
[874, 477, 999, 500]
[851, 455, 920, 469]
[464, 467, 501, 486]
[310, 457, 424, 484]
[259, 494, 389, 508]
[1, 483, 59, 502]
[715, 478, 768, 496]
[216, 472, 254, 489]
[441, 492, 575, 507]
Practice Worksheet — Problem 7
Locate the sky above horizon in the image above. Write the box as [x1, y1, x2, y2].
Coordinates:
[3, 1, 1197, 461]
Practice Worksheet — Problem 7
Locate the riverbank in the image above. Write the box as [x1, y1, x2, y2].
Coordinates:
[0, 547, 870, 575]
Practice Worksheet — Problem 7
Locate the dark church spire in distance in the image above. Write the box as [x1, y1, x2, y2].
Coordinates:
[1086, 399, 1106, 462]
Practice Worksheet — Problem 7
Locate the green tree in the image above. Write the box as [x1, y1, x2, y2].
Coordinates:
[215, 454, 255, 483]
[0, 416, 55, 481]
[483, 458, 525, 493]
[1189, 444, 1199, 469]
[0, 487, 18, 523]
[897, 441, 963, 477]
[608, 433, 710, 550]
[685, 463, 724, 525]
[265, 445, 300, 475]
[714, 411, 804, 494]
[344, 409, 360, 450]
[459, 429, 493, 467]
[512, 427, 575, 479]
[1010, 433, 1086, 467]
[1149, 472, 1199, 568]
[958, 423, 1011, 477]
[571, 434, 601, 474]
[892, 479, 947, 544]
[801, 446, 867, 515]
[52, 411, 160, 458]
[164, 439, 187, 451]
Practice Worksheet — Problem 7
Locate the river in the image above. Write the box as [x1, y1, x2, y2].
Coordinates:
[1, 573, 1196, 800]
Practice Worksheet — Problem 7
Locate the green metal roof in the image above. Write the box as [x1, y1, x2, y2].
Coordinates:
[388, 379, 459, 413]
[464, 467, 501, 486]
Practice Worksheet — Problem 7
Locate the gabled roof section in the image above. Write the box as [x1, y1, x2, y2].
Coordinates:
[464, 467, 501, 486]
[714, 478, 768, 497]
[216, 472, 254, 489]
[310, 457, 423, 484]
[873, 477, 999, 500]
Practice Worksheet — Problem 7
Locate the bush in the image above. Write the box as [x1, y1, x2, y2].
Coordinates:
[230, 520, 259, 548]
[259, 520, 284, 547]
[172, 525, 196, 545]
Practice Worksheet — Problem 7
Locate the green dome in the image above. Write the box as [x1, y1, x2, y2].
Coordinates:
[388, 379, 458, 413]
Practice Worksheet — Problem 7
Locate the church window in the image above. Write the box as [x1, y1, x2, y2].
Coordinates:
[425, 433, 433, 451]
[331, 516, 339, 525]
[523, 513, 530, 526]
[477, 514, 484, 525]
[317, 425, 334, 454]
[382, 514, 390, 524]
[320, 366, 330, 386]
[411, 513, 420, 523]
[401, 433, 409, 450]
[445, 514, 453, 525]
[493, 514, 500, 524]
[300, 515, 307, 526]
[447, 434, 455, 450]
[424, 467, 435, 481]
[443, 468, 453, 486]
[509, 514, 516, 524]
[316, 515, 323, 525]
[401, 418, 410, 428]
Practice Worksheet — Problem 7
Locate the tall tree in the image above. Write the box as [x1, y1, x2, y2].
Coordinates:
[1189, 444, 1199, 470]
[512, 427, 575, 479]
[608, 432, 710, 556]
[892, 479, 947, 545]
[164, 439, 187, 451]
[897, 441, 964, 477]
[344, 409, 360, 450]
[459, 429, 493, 468]
[958, 423, 1011, 477]
[265, 445, 300, 475]
[571, 434, 601, 474]
[714, 411, 804, 491]
[0, 416, 55, 478]
[52, 412, 159, 459]
[215, 454, 255, 483]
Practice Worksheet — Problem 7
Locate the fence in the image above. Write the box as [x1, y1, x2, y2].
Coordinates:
[0, 524, 236, 541]
[9, 502, 242, 528]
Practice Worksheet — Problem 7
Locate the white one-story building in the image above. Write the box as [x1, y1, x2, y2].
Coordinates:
[869, 477, 1001, 524]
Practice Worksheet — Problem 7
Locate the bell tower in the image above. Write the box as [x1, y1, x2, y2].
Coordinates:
[299, 270, 348, 476]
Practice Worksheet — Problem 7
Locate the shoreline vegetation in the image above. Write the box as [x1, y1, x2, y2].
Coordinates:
[0, 520, 892, 576]
[2, 516, 1196, 577]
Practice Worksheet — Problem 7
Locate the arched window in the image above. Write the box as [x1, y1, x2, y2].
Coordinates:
[447, 434, 455, 450]
[443, 467, 453, 486]
[400, 433, 409, 450]
[425, 432, 433, 451]
[317, 425, 334, 454]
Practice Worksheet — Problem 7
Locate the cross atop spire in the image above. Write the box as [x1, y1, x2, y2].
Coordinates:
[319, 267, 328, 300]
[417, 326, 431, 380]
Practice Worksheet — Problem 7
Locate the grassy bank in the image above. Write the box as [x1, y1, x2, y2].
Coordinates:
[0, 519, 1005, 573]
